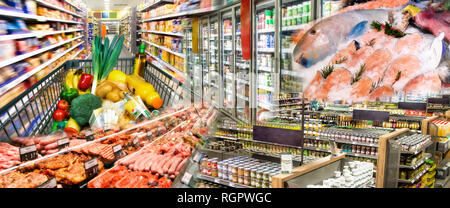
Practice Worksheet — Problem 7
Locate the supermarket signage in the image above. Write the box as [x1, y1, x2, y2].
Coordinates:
[352, 109, 389, 122]
[427, 98, 450, 105]
[253, 126, 303, 147]
[37, 177, 57, 188]
[397, 102, 427, 111]
[19, 145, 37, 162]
[113, 144, 125, 160]
[84, 158, 99, 179]
[57, 138, 70, 150]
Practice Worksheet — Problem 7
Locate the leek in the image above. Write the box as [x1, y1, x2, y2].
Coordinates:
[90, 35, 125, 95]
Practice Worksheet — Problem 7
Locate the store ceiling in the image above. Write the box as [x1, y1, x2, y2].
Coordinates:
[83, 0, 139, 10]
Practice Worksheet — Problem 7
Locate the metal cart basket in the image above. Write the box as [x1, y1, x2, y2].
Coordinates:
[0, 58, 185, 141]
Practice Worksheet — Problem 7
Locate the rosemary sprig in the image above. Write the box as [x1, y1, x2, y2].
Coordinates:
[370, 21, 405, 38]
[321, 65, 334, 79]
[351, 64, 366, 85]
[335, 57, 348, 64]
[370, 78, 382, 93]
[371, 21, 382, 31]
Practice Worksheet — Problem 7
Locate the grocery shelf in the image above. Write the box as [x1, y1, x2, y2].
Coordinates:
[282, 24, 308, 32]
[0, 29, 83, 41]
[304, 146, 331, 153]
[258, 28, 275, 34]
[141, 30, 184, 37]
[143, 39, 185, 58]
[401, 141, 433, 155]
[398, 166, 430, 184]
[281, 70, 302, 78]
[216, 126, 253, 132]
[141, 1, 239, 22]
[146, 51, 186, 78]
[0, 41, 82, 122]
[258, 101, 273, 110]
[333, 139, 378, 147]
[35, 0, 84, 17]
[344, 152, 378, 160]
[197, 174, 254, 188]
[0, 9, 83, 24]
[140, 0, 174, 12]
[399, 153, 432, 169]
[258, 85, 275, 92]
[258, 66, 272, 72]
[281, 48, 294, 54]
[0, 36, 83, 69]
[258, 48, 275, 53]
[236, 94, 249, 101]
[236, 78, 249, 84]
[65, 0, 85, 12]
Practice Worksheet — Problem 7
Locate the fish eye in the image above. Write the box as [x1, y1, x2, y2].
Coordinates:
[310, 30, 316, 35]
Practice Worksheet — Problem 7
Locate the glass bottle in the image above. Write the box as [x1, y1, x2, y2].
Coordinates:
[133, 43, 147, 76]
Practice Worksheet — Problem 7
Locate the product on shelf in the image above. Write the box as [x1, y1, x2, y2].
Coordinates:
[200, 156, 281, 188]
[396, 134, 432, 152]
[307, 161, 374, 188]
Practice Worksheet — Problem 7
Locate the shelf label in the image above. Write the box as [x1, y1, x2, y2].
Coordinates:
[281, 152, 293, 174]
[84, 158, 99, 179]
[181, 172, 192, 185]
[36, 177, 57, 188]
[113, 144, 125, 160]
[57, 138, 70, 150]
[132, 137, 139, 148]
[19, 145, 37, 162]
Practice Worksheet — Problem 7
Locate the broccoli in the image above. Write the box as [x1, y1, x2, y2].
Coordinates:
[70, 94, 102, 126]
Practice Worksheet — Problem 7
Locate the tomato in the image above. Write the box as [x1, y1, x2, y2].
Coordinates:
[57, 100, 70, 110]
[53, 109, 67, 122]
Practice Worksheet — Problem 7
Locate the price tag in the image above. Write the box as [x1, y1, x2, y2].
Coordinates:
[181, 172, 192, 185]
[113, 144, 125, 160]
[57, 138, 70, 150]
[132, 137, 139, 148]
[192, 152, 202, 163]
[281, 152, 293, 174]
[37, 177, 57, 188]
[84, 158, 99, 179]
[19, 145, 37, 162]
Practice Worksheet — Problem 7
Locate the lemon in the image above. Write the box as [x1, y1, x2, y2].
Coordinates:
[107, 70, 127, 84]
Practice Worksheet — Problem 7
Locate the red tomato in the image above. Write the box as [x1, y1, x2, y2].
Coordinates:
[57, 100, 70, 110]
[53, 109, 67, 122]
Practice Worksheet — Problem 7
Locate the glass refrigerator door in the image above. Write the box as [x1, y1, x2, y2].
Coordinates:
[209, 16, 220, 107]
[200, 18, 209, 103]
[256, 0, 276, 118]
[235, 8, 250, 122]
[186, 22, 202, 103]
[320, 0, 343, 18]
[222, 11, 234, 114]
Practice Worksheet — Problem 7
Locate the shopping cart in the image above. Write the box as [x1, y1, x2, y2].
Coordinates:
[0, 59, 185, 141]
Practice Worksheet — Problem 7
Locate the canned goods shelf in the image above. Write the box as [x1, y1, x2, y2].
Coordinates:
[197, 174, 254, 188]
[399, 153, 431, 169]
[398, 166, 430, 184]
[400, 140, 433, 155]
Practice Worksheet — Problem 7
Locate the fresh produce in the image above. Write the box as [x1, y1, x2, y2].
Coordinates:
[107, 70, 127, 84]
[57, 100, 69, 110]
[78, 73, 93, 91]
[126, 74, 163, 109]
[91, 35, 125, 95]
[95, 80, 127, 102]
[64, 118, 80, 135]
[60, 84, 79, 103]
[53, 109, 68, 122]
[70, 94, 102, 126]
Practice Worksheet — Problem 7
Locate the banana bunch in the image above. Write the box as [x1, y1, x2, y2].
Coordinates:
[65, 69, 91, 94]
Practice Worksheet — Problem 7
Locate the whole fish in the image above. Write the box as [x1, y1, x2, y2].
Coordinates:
[293, 9, 392, 68]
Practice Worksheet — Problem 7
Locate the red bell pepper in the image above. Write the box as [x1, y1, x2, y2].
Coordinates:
[78, 73, 93, 91]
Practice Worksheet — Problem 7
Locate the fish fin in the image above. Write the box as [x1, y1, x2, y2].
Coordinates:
[346, 21, 368, 39]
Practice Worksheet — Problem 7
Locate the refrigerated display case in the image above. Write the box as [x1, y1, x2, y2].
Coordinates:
[255, 0, 277, 118]
[184, 19, 202, 104]
[235, 8, 250, 122]
[200, 18, 210, 103]
[209, 16, 220, 107]
[221, 11, 235, 115]
[318, 0, 343, 18]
